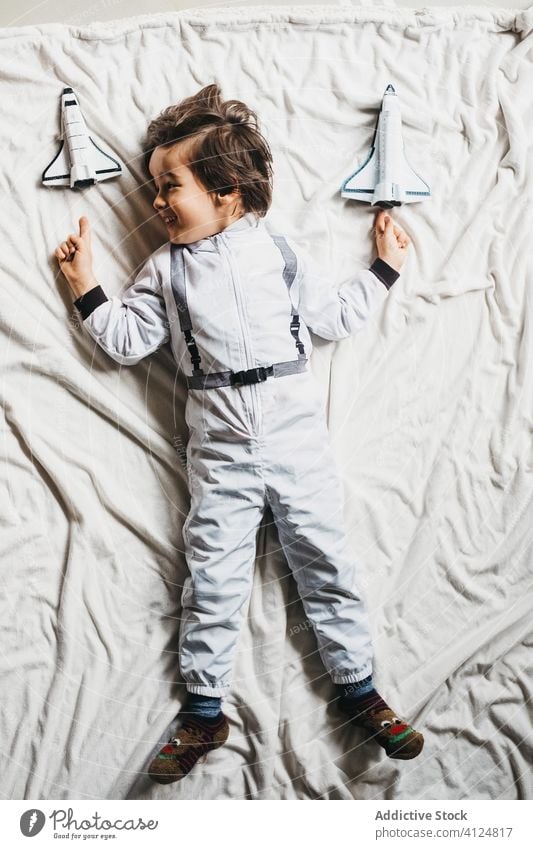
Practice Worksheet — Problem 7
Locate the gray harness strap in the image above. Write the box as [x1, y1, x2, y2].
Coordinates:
[170, 234, 308, 390]
[270, 234, 306, 363]
[170, 245, 203, 375]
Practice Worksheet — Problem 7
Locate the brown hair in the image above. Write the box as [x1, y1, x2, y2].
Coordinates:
[142, 84, 273, 217]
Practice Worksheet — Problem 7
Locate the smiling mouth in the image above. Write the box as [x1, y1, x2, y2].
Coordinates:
[162, 215, 177, 226]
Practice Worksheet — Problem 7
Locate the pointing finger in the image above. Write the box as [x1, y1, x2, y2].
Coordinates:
[375, 210, 390, 234]
[79, 216, 91, 239]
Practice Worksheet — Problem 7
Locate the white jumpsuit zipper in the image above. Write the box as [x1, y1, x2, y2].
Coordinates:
[216, 232, 260, 437]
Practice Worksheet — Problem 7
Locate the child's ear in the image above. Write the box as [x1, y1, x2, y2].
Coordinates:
[215, 176, 241, 202]
[217, 185, 238, 202]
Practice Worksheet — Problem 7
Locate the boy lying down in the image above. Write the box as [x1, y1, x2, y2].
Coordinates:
[55, 84, 422, 784]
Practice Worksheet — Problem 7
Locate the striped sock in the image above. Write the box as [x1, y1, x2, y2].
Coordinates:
[336, 674, 375, 700]
[181, 692, 223, 721]
[336, 677, 393, 720]
[178, 712, 227, 734]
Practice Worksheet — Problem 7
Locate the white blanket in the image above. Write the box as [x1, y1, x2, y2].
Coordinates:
[1, 3, 533, 800]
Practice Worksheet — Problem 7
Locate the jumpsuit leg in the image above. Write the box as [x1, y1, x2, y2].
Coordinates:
[263, 414, 374, 686]
[179, 442, 266, 697]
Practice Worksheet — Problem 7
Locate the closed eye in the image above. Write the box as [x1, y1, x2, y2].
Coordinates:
[153, 182, 180, 192]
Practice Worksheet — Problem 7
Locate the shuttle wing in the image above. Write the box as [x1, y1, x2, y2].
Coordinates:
[401, 157, 431, 201]
[42, 141, 70, 186]
[85, 136, 123, 180]
[341, 148, 378, 199]
[42, 134, 122, 187]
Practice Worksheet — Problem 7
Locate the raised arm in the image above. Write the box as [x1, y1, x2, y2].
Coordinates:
[72, 259, 170, 366]
[55, 217, 170, 366]
[287, 211, 408, 342]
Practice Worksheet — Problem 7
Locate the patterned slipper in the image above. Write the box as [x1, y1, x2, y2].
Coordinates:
[148, 713, 230, 784]
[338, 696, 424, 760]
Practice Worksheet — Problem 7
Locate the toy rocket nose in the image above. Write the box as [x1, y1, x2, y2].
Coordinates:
[385, 84, 396, 94]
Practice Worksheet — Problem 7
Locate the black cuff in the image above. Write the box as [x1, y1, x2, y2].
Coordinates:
[73, 285, 109, 320]
[369, 258, 400, 290]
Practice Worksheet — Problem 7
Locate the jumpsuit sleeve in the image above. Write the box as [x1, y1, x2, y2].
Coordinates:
[287, 239, 399, 342]
[72, 255, 170, 366]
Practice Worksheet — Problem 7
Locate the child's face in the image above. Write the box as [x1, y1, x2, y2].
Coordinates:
[149, 141, 241, 244]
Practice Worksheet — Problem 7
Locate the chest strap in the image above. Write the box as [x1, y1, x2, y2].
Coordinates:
[170, 232, 307, 390]
[270, 234, 306, 361]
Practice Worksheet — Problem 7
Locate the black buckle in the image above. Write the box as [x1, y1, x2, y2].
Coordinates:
[230, 366, 268, 387]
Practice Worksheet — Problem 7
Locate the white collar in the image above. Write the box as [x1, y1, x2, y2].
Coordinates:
[221, 211, 260, 234]
[181, 212, 261, 252]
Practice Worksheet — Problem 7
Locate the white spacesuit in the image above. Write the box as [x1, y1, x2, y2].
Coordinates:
[74, 212, 399, 697]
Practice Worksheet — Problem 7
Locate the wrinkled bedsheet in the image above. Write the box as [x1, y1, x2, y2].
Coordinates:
[1, 3, 533, 800]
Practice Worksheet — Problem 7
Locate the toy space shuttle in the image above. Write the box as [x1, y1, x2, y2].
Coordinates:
[341, 84, 430, 208]
[42, 87, 124, 189]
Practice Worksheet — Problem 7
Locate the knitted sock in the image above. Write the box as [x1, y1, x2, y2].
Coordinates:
[336, 678, 424, 759]
[181, 692, 223, 721]
[336, 676, 394, 717]
[336, 674, 375, 700]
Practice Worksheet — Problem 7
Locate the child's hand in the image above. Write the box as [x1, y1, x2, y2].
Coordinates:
[373, 209, 411, 273]
[54, 216, 98, 297]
